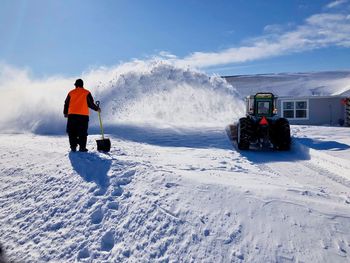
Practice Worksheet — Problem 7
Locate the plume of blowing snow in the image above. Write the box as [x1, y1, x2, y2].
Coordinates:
[0, 61, 245, 134]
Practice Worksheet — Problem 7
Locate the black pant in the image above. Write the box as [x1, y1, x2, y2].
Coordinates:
[66, 114, 89, 150]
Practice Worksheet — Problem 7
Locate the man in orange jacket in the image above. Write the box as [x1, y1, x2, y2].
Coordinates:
[63, 79, 100, 152]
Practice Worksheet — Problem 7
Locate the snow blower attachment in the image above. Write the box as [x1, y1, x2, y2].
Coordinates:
[95, 101, 111, 152]
[228, 93, 291, 151]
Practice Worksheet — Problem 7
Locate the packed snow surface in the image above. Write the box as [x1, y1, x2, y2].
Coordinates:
[1, 126, 350, 262]
[1, 63, 350, 262]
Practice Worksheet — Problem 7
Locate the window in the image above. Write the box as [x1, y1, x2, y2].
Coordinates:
[296, 101, 307, 118]
[257, 101, 270, 115]
[281, 100, 308, 119]
[283, 102, 294, 118]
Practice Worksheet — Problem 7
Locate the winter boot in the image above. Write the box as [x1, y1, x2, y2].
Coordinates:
[79, 135, 88, 152]
[69, 133, 78, 152]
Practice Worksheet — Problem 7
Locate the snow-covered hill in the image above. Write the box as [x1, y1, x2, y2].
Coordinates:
[224, 71, 350, 98]
[1, 62, 350, 262]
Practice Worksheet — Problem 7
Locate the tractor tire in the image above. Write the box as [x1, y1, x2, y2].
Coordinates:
[273, 118, 291, 151]
[237, 118, 252, 150]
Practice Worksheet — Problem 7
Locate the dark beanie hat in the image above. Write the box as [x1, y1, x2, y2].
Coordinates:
[74, 79, 84, 87]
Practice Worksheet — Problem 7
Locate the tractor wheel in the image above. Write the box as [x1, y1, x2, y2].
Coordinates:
[237, 118, 251, 150]
[273, 118, 291, 150]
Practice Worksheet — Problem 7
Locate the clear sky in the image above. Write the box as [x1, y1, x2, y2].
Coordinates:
[1, 0, 350, 77]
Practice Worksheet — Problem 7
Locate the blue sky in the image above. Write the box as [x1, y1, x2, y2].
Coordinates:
[1, 0, 350, 77]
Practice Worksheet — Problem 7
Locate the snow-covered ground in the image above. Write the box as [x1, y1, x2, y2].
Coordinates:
[1, 125, 350, 262]
[1, 62, 350, 262]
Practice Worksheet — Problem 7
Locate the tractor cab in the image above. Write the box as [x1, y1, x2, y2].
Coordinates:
[246, 93, 277, 118]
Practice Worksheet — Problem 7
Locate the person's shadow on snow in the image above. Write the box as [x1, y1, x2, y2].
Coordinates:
[69, 152, 111, 195]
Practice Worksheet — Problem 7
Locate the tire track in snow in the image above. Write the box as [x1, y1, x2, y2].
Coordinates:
[301, 161, 350, 188]
[255, 140, 350, 191]
[305, 146, 350, 187]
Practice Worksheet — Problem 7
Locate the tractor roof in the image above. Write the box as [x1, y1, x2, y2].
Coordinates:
[254, 93, 275, 99]
[246, 93, 277, 100]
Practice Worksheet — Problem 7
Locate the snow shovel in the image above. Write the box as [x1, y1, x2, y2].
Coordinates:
[95, 101, 111, 152]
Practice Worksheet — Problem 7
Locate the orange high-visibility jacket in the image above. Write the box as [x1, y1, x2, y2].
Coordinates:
[64, 87, 98, 116]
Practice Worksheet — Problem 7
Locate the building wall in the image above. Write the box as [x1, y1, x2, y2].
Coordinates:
[276, 96, 346, 126]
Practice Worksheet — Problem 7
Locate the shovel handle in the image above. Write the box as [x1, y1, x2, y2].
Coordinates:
[95, 101, 104, 140]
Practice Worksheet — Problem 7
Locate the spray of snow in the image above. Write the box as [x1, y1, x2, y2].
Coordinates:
[95, 61, 244, 127]
[0, 61, 244, 134]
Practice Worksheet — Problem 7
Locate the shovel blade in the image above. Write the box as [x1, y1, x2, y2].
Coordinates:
[96, 138, 111, 152]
